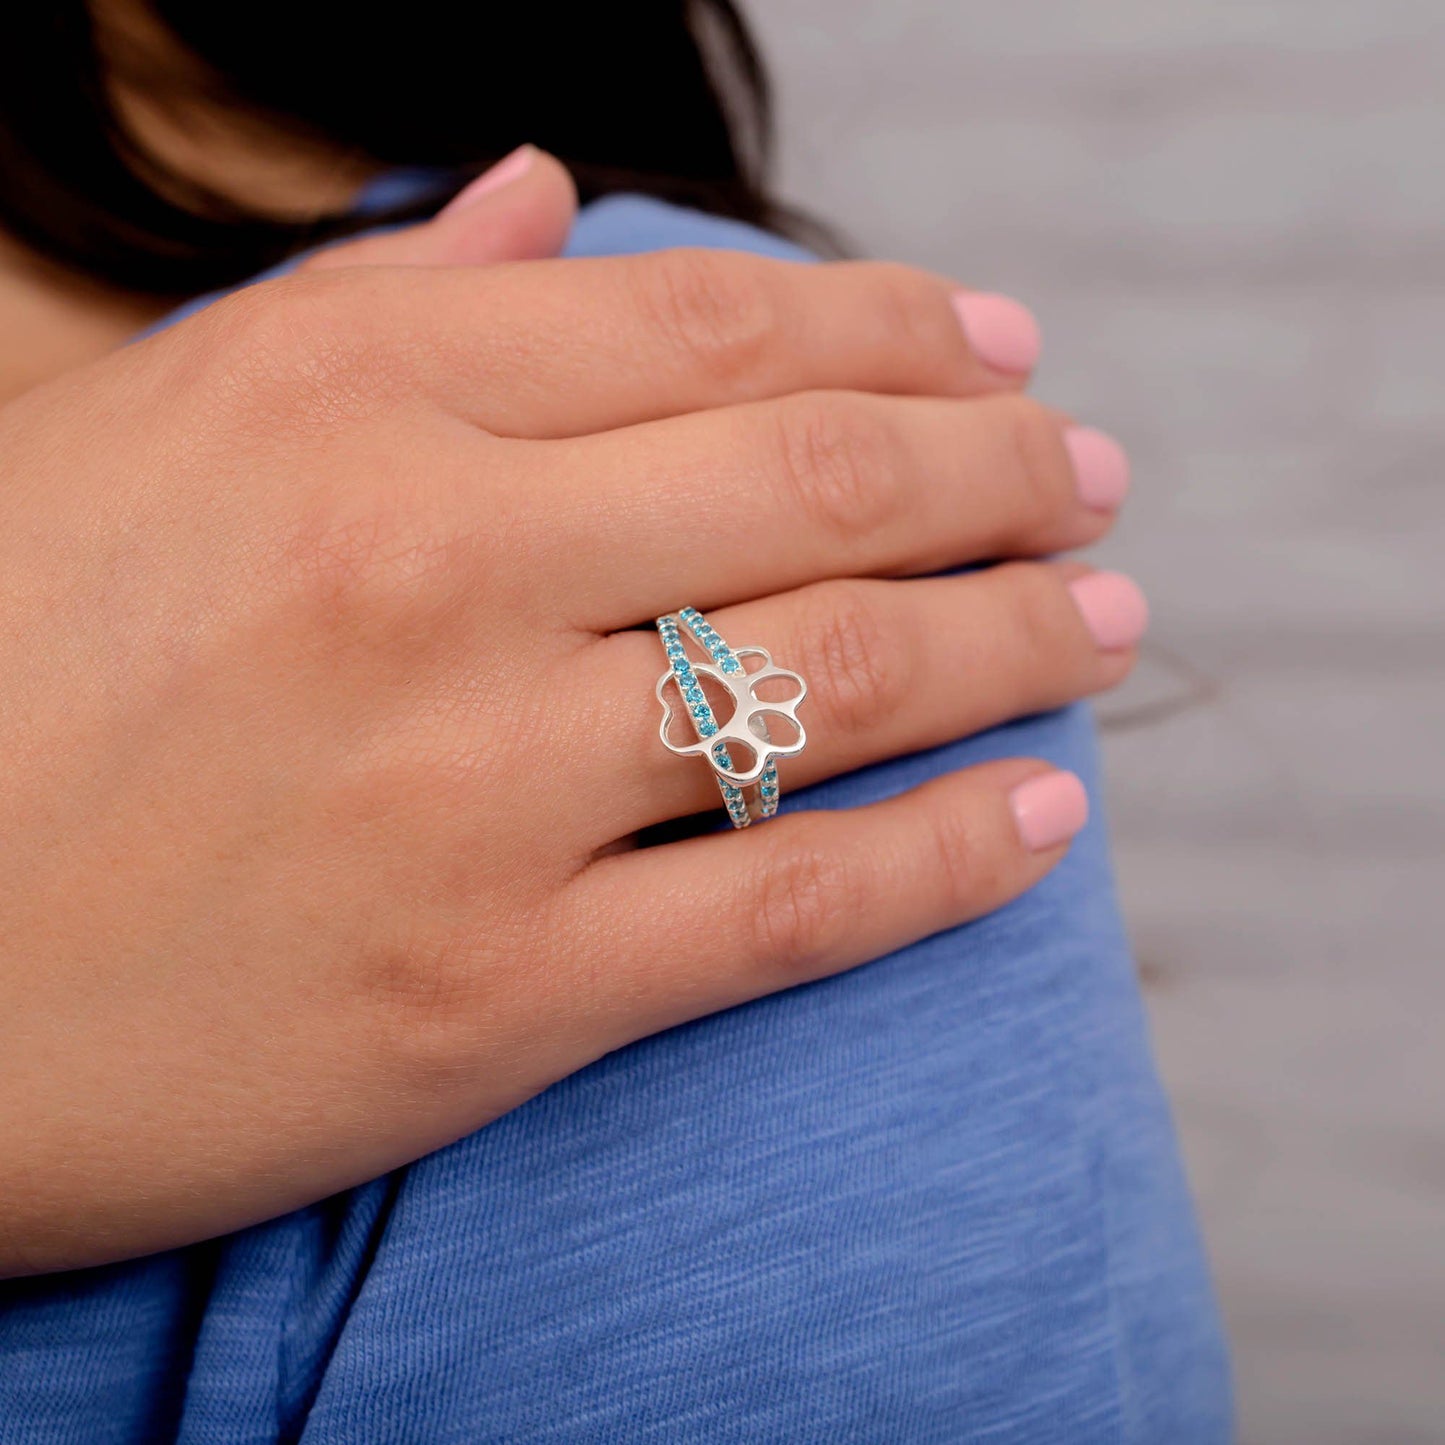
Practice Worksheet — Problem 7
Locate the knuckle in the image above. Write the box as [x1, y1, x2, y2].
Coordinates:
[356, 931, 489, 1095]
[199, 275, 339, 371]
[993, 394, 1068, 530]
[797, 582, 908, 738]
[188, 273, 391, 430]
[633, 248, 774, 387]
[1001, 562, 1069, 662]
[339, 773, 545, 1096]
[275, 476, 474, 649]
[309, 771, 491, 1096]
[750, 842, 855, 976]
[775, 391, 899, 542]
[925, 800, 1001, 909]
[860, 260, 961, 359]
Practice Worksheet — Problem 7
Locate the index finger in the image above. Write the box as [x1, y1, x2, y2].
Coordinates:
[290, 250, 1041, 438]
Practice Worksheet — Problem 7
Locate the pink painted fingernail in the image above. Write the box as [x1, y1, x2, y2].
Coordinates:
[1068, 571, 1150, 651]
[951, 291, 1042, 374]
[1063, 426, 1131, 511]
[440, 146, 536, 216]
[1010, 770, 1089, 852]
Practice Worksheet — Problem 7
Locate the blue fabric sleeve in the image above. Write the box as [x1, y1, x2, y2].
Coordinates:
[0, 195, 1231, 1445]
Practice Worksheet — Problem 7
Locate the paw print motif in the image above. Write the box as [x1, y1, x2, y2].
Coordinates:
[656, 647, 808, 787]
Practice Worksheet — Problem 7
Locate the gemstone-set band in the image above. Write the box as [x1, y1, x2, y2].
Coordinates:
[655, 607, 808, 828]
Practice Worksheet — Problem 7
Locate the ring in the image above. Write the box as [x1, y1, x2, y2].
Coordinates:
[655, 607, 808, 828]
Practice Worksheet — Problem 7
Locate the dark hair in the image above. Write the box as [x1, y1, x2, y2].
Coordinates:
[0, 1, 793, 297]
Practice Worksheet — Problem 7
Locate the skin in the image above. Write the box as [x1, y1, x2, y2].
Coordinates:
[0, 141, 1140, 1275]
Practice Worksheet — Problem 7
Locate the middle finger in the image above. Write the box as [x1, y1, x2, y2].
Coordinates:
[524, 391, 1130, 631]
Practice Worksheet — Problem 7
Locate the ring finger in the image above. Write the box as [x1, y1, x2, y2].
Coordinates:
[572, 561, 1148, 843]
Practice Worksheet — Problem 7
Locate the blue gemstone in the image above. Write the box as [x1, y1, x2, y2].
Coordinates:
[699, 721, 718, 737]
[684, 688, 704, 705]
[691, 703, 711, 719]
[720, 658, 742, 674]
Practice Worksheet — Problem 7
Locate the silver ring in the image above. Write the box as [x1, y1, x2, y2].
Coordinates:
[655, 607, 808, 828]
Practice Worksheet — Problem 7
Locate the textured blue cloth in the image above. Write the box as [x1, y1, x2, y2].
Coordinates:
[0, 195, 1232, 1443]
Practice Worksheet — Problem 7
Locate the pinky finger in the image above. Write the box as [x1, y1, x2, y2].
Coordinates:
[567, 758, 1089, 1047]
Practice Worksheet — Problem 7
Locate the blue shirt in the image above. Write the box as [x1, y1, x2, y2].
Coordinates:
[0, 195, 1232, 1444]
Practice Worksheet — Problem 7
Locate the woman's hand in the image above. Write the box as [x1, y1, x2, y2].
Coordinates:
[0, 246, 1141, 1274]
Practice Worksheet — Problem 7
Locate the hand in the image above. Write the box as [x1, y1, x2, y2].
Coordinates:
[0, 241, 1141, 1275]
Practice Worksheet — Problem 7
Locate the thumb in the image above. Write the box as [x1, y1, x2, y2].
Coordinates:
[303, 146, 577, 272]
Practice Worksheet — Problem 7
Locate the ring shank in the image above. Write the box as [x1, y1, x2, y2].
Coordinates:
[656, 609, 783, 829]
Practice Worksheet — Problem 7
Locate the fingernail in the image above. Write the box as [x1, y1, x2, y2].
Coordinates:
[951, 291, 1041, 374]
[440, 146, 536, 216]
[1068, 570, 1150, 652]
[1063, 425, 1131, 511]
[1010, 770, 1089, 852]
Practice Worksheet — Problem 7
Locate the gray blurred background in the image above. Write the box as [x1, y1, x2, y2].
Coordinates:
[746, 3, 1445, 1441]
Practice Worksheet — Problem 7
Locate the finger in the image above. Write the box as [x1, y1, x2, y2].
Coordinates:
[562, 759, 1088, 1047]
[571, 563, 1144, 841]
[525, 391, 1128, 628]
[302, 146, 576, 272]
[259, 250, 1040, 439]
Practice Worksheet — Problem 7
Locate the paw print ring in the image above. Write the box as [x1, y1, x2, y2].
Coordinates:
[655, 607, 808, 828]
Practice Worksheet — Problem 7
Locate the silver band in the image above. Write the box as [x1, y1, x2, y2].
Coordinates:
[655, 607, 807, 828]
